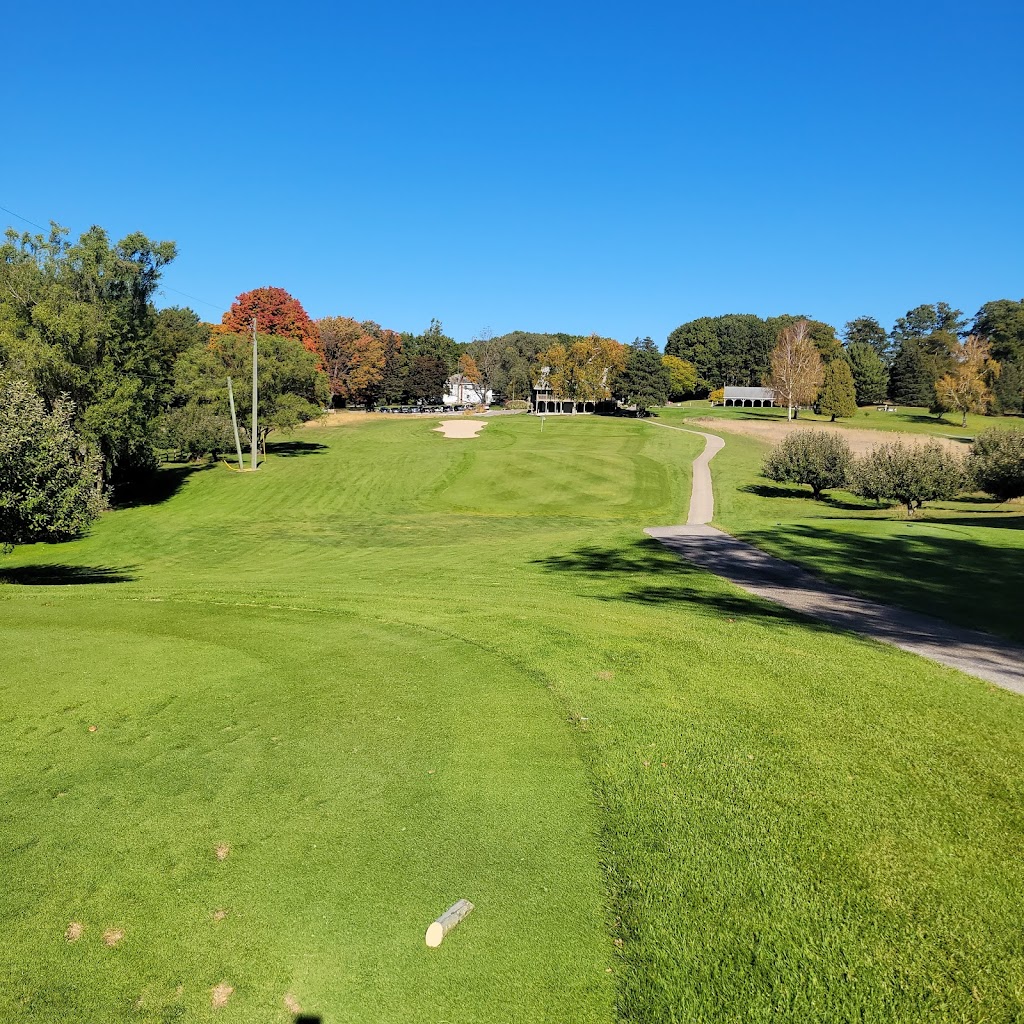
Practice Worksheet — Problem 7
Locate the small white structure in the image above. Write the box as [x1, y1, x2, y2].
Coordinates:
[444, 373, 492, 407]
[723, 386, 775, 408]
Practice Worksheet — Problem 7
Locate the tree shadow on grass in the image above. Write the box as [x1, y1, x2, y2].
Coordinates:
[111, 463, 215, 509]
[0, 564, 138, 585]
[739, 483, 879, 511]
[269, 441, 328, 457]
[532, 538, 831, 631]
[738, 523, 1024, 644]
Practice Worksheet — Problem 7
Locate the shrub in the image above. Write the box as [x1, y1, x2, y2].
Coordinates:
[852, 440, 965, 514]
[968, 429, 1024, 501]
[762, 430, 853, 498]
[154, 403, 234, 461]
[503, 399, 529, 410]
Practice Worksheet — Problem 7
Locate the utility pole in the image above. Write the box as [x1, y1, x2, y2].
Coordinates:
[226, 376, 245, 471]
[250, 318, 258, 471]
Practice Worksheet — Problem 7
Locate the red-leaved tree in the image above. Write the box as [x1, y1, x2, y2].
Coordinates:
[220, 287, 320, 358]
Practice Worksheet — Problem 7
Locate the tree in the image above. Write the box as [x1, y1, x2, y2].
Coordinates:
[933, 336, 996, 426]
[666, 314, 777, 390]
[0, 378, 105, 550]
[220, 287, 320, 358]
[891, 303, 964, 383]
[845, 342, 888, 406]
[173, 332, 328, 451]
[662, 355, 698, 400]
[843, 317, 890, 361]
[761, 430, 852, 499]
[991, 360, 1023, 415]
[318, 317, 385, 407]
[851, 440, 964, 514]
[972, 299, 1024, 365]
[406, 319, 458, 375]
[888, 340, 935, 406]
[968, 429, 1024, 501]
[615, 338, 669, 414]
[537, 334, 626, 406]
[0, 223, 178, 486]
[405, 355, 448, 402]
[816, 359, 858, 420]
[765, 320, 824, 420]
[153, 403, 234, 461]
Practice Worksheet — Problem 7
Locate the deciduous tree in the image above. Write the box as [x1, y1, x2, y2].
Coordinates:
[220, 287, 320, 359]
[662, 354, 698, 399]
[0, 378, 105, 550]
[765, 320, 824, 420]
[762, 430, 852, 499]
[933, 336, 996, 426]
[968, 429, 1024, 501]
[318, 317, 385, 407]
[852, 440, 964, 514]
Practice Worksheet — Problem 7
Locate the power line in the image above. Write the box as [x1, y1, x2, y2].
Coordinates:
[2, 200, 228, 314]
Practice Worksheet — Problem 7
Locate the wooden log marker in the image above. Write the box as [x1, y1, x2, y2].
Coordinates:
[425, 899, 474, 948]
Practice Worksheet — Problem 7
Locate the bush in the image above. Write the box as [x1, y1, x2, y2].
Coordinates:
[503, 399, 529, 410]
[851, 440, 965, 514]
[762, 430, 853, 498]
[968, 429, 1024, 500]
[154, 403, 235, 461]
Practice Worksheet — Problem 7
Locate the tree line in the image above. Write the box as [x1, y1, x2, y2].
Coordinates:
[666, 302, 1024, 419]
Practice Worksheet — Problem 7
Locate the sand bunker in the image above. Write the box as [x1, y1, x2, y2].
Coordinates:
[433, 420, 487, 439]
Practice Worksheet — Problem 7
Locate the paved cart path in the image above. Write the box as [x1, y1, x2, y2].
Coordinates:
[645, 421, 1024, 695]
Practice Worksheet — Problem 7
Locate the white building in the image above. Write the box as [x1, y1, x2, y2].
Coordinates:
[443, 374, 492, 407]
[722, 386, 775, 408]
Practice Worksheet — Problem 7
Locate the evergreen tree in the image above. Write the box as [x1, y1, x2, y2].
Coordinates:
[843, 316, 891, 361]
[816, 359, 858, 420]
[888, 340, 935, 406]
[615, 338, 669, 414]
[845, 342, 888, 406]
[992, 360, 1023, 415]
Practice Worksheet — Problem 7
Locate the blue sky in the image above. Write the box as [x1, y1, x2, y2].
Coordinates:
[4, 0, 1022, 344]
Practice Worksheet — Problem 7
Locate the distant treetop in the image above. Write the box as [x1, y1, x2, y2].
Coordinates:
[220, 286, 320, 356]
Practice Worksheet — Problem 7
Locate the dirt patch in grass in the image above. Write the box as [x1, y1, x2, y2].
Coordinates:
[692, 417, 963, 456]
[284, 992, 302, 1014]
[102, 928, 124, 947]
[214, 843, 231, 861]
[211, 982, 234, 1009]
[212, 909, 228, 921]
[65, 922, 84, 942]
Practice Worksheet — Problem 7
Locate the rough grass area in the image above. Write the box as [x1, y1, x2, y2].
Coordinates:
[2, 414, 1023, 1022]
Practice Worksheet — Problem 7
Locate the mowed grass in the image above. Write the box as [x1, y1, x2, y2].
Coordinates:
[2, 414, 1024, 1023]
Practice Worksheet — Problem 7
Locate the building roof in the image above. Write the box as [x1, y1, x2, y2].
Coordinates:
[724, 386, 775, 399]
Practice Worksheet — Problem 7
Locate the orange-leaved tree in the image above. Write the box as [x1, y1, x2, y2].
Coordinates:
[221, 287, 320, 359]
[318, 317, 385, 407]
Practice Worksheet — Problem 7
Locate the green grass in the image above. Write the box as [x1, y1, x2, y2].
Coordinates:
[665, 400, 1023, 439]
[2, 414, 1024, 1023]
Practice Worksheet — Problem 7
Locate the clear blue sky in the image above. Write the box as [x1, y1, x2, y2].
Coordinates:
[4, 0, 1022, 345]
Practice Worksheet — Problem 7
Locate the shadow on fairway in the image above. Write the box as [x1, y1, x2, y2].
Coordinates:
[294, 1016, 322, 1024]
[111, 463, 215, 509]
[738, 523, 1024, 643]
[739, 483, 879, 511]
[269, 441, 328, 457]
[0, 564, 138, 585]
[532, 538, 829, 629]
